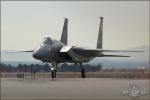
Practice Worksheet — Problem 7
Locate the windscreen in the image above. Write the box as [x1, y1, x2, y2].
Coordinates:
[42, 37, 53, 45]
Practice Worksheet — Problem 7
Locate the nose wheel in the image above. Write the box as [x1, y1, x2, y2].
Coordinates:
[51, 69, 56, 78]
[50, 62, 58, 78]
[51, 68, 56, 78]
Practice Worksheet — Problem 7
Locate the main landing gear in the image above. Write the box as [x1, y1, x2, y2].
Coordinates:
[79, 63, 86, 78]
[50, 62, 86, 78]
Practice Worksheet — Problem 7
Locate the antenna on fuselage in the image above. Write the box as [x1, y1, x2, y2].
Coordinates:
[60, 18, 68, 45]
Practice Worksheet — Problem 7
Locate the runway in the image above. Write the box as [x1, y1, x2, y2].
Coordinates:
[1, 78, 150, 100]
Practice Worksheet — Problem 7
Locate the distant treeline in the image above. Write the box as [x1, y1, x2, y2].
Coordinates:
[0, 63, 102, 72]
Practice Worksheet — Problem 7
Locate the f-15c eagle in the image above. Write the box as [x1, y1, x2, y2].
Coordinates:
[17, 17, 142, 78]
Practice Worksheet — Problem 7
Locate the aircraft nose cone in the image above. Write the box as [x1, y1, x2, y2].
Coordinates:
[32, 48, 47, 59]
[32, 49, 41, 59]
[32, 47, 42, 59]
[32, 52, 37, 58]
[32, 45, 50, 60]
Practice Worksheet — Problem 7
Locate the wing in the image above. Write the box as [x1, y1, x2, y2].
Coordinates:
[72, 47, 142, 52]
[6, 50, 33, 53]
[100, 55, 130, 57]
[60, 46, 142, 58]
[18, 50, 33, 52]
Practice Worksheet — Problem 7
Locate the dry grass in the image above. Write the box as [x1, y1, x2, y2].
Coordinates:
[0, 71, 149, 79]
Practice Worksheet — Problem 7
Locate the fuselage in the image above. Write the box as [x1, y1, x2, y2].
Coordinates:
[32, 37, 94, 63]
[33, 38, 61, 62]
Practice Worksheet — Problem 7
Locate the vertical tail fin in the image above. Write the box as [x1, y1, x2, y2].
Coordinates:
[97, 17, 103, 49]
[60, 18, 68, 45]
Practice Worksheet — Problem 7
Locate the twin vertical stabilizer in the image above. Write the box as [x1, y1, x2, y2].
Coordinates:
[60, 17, 103, 48]
[97, 17, 103, 49]
[60, 18, 68, 45]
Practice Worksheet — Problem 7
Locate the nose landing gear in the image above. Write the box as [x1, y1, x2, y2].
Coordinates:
[51, 68, 56, 78]
[50, 62, 58, 78]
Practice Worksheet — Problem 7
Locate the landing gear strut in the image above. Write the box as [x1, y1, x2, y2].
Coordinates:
[51, 62, 58, 78]
[79, 63, 86, 78]
[51, 68, 56, 78]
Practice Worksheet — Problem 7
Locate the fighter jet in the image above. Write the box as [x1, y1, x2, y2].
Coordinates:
[18, 17, 141, 78]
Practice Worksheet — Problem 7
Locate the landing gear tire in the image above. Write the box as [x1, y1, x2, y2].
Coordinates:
[81, 68, 86, 78]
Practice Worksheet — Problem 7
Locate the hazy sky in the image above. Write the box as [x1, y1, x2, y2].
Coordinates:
[1, 1, 149, 51]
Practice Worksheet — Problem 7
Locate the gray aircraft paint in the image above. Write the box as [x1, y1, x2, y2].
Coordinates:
[60, 18, 68, 45]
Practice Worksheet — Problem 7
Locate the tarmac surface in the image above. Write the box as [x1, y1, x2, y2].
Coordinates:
[0, 78, 150, 100]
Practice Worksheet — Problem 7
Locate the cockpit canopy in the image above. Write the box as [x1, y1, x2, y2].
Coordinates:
[42, 37, 53, 45]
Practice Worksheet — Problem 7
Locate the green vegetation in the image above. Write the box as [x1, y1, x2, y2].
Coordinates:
[0, 63, 102, 72]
